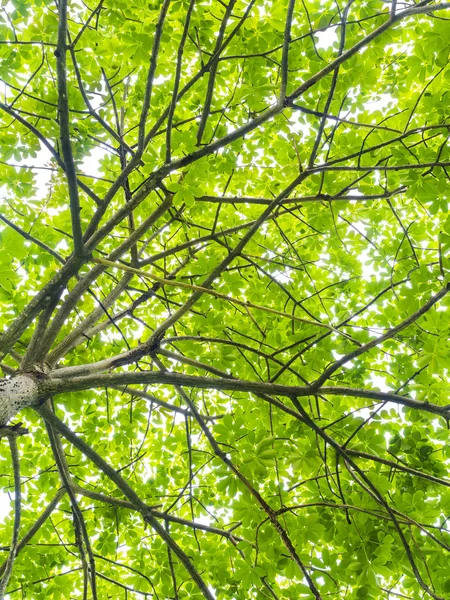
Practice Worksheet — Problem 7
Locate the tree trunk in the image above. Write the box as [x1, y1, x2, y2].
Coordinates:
[0, 375, 41, 425]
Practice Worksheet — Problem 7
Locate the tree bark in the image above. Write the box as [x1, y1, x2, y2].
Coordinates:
[0, 375, 41, 425]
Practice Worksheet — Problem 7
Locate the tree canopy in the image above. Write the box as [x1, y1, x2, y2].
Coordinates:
[1, 0, 450, 598]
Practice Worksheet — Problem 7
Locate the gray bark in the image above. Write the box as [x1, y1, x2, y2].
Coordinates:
[0, 375, 40, 425]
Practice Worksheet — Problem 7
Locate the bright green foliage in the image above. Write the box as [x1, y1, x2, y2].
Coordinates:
[0, 0, 450, 599]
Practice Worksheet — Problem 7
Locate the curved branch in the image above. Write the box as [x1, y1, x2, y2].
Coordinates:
[315, 283, 450, 387]
[0, 488, 66, 578]
[35, 404, 215, 600]
[0, 435, 21, 598]
[73, 484, 247, 542]
[46, 371, 450, 419]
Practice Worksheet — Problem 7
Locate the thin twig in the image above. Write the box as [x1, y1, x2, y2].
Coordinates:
[0, 435, 21, 598]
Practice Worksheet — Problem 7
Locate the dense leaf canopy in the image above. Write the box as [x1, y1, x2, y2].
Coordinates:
[0, 0, 450, 598]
